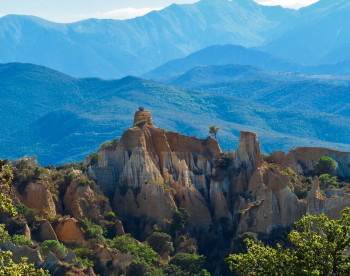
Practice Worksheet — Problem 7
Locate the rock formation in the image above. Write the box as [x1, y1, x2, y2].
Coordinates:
[90, 110, 350, 235]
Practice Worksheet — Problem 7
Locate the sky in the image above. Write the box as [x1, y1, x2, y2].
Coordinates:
[0, 0, 320, 22]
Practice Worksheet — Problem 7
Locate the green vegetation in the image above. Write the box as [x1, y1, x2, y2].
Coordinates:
[39, 240, 68, 259]
[10, 234, 31, 246]
[0, 160, 49, 275]
[73, 247, 94, 268]
[169, 253, 209, 275]
[146, 232, 174, 255]
[208, 125, 220, 139]
[214, 153, 232, 169]
[99, 137, 120, 150]
[134, 119, 147, 127]
[319, 174, 339, 189]
[314, 156, 338, 176]
[107, 234, 159, 266]
[170, 208, 190, 234]
[226, 208, 350, 275]
[78, 218, 104, 242]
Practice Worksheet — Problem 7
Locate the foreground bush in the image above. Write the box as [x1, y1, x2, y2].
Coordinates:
[226, 208, 350, 275]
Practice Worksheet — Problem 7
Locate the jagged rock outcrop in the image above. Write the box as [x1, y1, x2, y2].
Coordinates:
[15, 181, 56, 217]
[55, 218, 85, 245]
[38, 219, 58, 241]
[269, 147, 350, 178]
[91, 110, 221, 227]
[90, 110, 350, 235]
[63, 179, 111, 222]
[93, 245, 135, 275]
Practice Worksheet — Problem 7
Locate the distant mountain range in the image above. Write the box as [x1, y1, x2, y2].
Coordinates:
[1, 63, 350, 165]
[144, 44, 350, 80]
[1, 0, 349, 78]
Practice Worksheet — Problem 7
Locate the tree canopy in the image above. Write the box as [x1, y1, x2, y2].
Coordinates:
[226, 208, 350, 275]
[314, 156, 338, 176]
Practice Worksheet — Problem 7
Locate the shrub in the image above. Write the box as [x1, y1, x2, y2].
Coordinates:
[214, 153, 232, 169]
[147, 232, 174, 254]
[15, 204, 39, 227]
[40, 240, 68, 259]
[319, 174, 338, 189]
[105, 211, 117, 221]
[314, 156, 338, 176]
[169, 253, 206, 275]
[10, 235, 31, 246]
[126, 260, 150, 276]
[73, 247, 94, 268]
[107, 234, 159, 265]
[90, 153, 99, 166]
[170, 208, 190, 234]
[134, 119, 147, 127]
[78, 218, 104, 242]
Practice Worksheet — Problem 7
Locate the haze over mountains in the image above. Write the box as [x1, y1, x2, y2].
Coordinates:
[1, 0, 349, 78]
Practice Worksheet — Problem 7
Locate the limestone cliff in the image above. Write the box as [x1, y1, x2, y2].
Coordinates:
[90, 110, 350, 235]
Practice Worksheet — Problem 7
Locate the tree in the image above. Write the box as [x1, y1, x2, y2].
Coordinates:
[314, 156, 338, 176]
[170, 208, 190, 234]
[147, 232, 174, 255]
[208, 125, 220, 139]
[0, 160, 49, 275]
[226, 208, 350, 275]
[169, 253, 208, 275]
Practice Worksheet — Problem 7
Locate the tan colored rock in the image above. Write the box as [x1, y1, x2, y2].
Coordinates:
[15, 181, 56, 217]
[270, 147, 350, 177]
[63, 179, 111, 222]
[115, 220, 125, 236]
[92, 110, 218, 227]
[0, 240, 43, 266]
[23, 223, 31, 241]
[93, 244, 135, 275]
[38, 219, 58, 241]
[55, 218, 85, 245]
[134, 110, 153, 126]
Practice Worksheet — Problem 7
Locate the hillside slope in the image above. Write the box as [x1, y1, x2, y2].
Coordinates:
[1, 63, 350, 165]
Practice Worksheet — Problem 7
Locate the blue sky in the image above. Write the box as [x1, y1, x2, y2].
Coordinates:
[0, 0, 320, 22]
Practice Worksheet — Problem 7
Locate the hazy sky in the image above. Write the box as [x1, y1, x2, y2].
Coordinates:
[0, 0, 320, 22]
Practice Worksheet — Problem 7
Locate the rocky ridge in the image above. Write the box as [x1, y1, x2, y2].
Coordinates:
[90, 110, 350, 235]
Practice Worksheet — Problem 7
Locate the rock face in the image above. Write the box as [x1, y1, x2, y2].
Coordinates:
[38, 219, 58, 242]
[91, 110, 221, 227]
[63, 179, 111, 222]
[269, 147, 350, 178]
[55, 218, 85, 245]
[15, 181, 56, 217]
[93, 245, 135, 276]
[90, 110, 350, 235]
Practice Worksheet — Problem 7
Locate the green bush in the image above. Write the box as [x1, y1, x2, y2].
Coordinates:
[90, 153, 99, 166]
[10, 235, 31, 246]
[314, 156, 338, 176]
[78, 218, 104, 242]
[73, 247, 94, 268]
[126, 260, 150, 276]
[15, 204, 40, 227]
[147, 232, 174, 254]
[107, 234, 159, 265]
[134, 120, 147, 127]
[170, 208, 190, 234]
[169, 253, 207, 275]
[319, 174, 338, 189]
[40, 240, 68, 259]
[105, 211, 117, 221]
